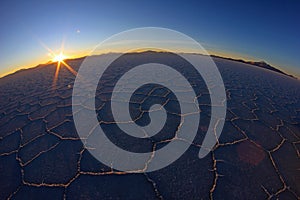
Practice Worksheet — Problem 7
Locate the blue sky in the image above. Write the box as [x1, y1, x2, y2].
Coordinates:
[0, 0, 299, 77]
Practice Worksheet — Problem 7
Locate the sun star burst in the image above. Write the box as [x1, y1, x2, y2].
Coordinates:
[52, 52, 67, 62]
[38, 39, 78, 89]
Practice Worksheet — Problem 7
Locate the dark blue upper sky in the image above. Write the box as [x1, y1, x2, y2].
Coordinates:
[0, 0, 299, 77]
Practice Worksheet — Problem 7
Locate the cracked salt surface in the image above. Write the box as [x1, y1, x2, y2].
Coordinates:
[0, 52, 299, 199]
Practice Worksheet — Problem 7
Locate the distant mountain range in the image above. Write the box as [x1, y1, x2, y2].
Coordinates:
[1, 52, 296, 79]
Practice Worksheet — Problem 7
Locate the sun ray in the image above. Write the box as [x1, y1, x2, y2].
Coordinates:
[52, 61, 61, 89]
[38, 39, 56, 58]
[61, 60, 77, 76]
[38, 39, 78, 90]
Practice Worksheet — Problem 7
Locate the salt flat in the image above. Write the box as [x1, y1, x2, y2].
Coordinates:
[0, 52, 299, 199]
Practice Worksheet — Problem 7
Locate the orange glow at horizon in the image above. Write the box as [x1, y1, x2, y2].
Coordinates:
[0, 44, 299, 80]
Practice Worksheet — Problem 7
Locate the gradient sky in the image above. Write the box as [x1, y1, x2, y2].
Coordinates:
[0, 0, 299, 77]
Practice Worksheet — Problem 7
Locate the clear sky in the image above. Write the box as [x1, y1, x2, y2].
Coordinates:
[0, 0, 299, 77]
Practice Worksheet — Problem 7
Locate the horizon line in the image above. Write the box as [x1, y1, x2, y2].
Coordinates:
[0, 50, 298, 79]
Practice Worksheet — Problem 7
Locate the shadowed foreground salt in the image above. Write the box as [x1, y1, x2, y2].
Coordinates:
[0, 52, 299, 199]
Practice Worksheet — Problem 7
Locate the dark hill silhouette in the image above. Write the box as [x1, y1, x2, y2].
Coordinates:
[211, 55, 296, 79]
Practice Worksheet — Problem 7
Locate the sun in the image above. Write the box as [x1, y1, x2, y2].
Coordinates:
[52, 52, 67, 62]
[49, 51, 77, 89]
[39, 40, 77, 89]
